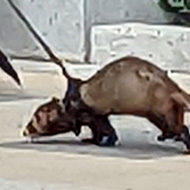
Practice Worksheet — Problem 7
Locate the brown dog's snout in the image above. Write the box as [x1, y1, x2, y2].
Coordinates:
[23, 129, 28, 136]
[23, 126, 31, 136]
[23, 121, 38, 136]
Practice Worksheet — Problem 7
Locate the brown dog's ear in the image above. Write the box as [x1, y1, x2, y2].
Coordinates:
[51, 97, 60, 103]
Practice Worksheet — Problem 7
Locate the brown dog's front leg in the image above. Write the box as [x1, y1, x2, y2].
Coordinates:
[84, 115, 118, 146]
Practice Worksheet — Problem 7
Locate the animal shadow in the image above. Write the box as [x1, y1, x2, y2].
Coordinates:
[0, 128, 184, 160]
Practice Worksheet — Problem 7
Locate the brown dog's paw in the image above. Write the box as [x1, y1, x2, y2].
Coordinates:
[81, 138, 96, 144]
[182, 150, 190, 155]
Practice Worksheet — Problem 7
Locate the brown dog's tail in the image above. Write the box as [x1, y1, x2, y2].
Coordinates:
[171, 91, 190, 111]
[7, 0, 71, 80]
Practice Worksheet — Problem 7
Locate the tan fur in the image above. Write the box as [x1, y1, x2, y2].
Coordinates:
[171, 92, 190, 109]
[80, 56, 181, 114]
[79, 56, 190, 138]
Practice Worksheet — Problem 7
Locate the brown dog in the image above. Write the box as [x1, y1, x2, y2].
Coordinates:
[23, 97, 118, 146]
[63, 56, 190, 150]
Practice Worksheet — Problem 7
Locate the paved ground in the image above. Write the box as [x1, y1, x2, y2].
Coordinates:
[0, 60, 190, 190]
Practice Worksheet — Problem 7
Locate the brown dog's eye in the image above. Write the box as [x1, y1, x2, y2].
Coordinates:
[46, 108, 52, 112]
[35, 113, 41, 123]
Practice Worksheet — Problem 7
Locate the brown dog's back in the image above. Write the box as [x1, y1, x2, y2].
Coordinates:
[80, 56, 188, 116]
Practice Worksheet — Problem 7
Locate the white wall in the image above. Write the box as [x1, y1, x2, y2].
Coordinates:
[0, 0, 38, 56]
[13, 0, 85, 57]
[83, 0, 173, 61]
[91, 23, 190, 70]
[0, 0, 171, 61]
[0, 0, 85, 60]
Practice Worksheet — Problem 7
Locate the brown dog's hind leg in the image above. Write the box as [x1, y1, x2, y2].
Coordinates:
[164, 105, 190, 151]
[147, 112, 173, 141]
[147, 107, 188, 145]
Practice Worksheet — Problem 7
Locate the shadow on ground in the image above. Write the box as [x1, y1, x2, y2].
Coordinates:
[0, 128, 184, 160]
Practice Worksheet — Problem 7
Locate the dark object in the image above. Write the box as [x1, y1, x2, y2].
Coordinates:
[158, 0, 184, 13]
[0, 50, 20, 85]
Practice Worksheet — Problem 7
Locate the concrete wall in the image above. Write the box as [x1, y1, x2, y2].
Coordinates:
[91, 23, 190, 70]
[0, 0, 171, 61]
[13, 0, 85, 58]
[84, 0, 173, 61]
[0, 0, 38, 56]
[0, 0, 85, 60]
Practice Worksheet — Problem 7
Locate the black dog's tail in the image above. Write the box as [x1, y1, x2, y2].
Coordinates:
[0, 49, 20, 85]
[7, 0, 72, 80]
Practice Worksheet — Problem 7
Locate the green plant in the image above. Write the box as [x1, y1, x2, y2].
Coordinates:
[158, 0, 184, 12]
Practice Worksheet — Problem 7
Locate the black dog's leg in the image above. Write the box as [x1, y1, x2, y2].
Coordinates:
[84, 115, 118, 147]
[180, 125, 190, 151]
[157, 132, 176, 141]
[97, 116, 118, 146]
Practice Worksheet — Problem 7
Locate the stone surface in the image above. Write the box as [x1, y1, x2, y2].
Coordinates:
[0, 0, 85, 59]
[91, 23, 190, 70]
[0, 0, 171, 60]
[0, 60, 190, 190]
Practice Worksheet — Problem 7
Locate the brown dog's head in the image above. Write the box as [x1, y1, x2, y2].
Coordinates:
[22, 97, 77, 138]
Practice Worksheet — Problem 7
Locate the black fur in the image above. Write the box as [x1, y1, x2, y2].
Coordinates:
[63, 79, 118, 146]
